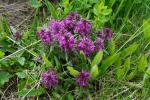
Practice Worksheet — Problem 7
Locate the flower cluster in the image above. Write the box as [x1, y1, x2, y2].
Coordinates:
[37, 12, 113, 56]
[13, 31, 22, 41]
[74, 20, 92, 37]
[41, 70, 58, 88]
[41, 69, 90, 88]
[37, 28, 53, 44]
[75, 70, 90, 87]
[78, 38, 95, 56]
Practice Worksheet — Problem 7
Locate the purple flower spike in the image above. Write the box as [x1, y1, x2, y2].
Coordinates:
[59, 32, 76, 51]
[61, 19, 74, 31]
[102, 28, 113, 41]
[13, 31, 22, 41]
[95, 37, 105, 51]
[78, 38, 95, 56]
[41, 70, 58, 88]
[37, 28, 53, 44]
[76, 70, 90, 87]
[67, 12, 81, 21]
[75, 20, 92, 36]
[49, 20, 62, 35]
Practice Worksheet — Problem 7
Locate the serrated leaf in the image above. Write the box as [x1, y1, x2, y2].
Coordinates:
[67, 66, 79, 77]
[138, 55, 147, 72]
[17, 87, 45, 96]
[91, 51, 103, 67]
[121, 43, 138, 58]
[0, 72, 11, 86]
[91, 65, 99, 78]
[100, 53, 120, 74]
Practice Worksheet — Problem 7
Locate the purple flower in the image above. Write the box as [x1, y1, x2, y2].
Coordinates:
[58, 32, 76, 51]
[61, 19, 74, 32]
[49, 20, 62, 36]
[41, 70, 58, 88]
[75, 20, 92, 36]
[13, 31, 22, 41]
[78, 38, 95, 56]
[76, 70, 90, 87]
[95, 31, 105, 40]
[101, 28, 113, 41]
[37, 28, 53, 44]
[95, 37, 105, 51]
[67, 12, 81, 21]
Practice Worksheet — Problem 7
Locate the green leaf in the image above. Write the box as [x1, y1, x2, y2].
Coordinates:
[124, 56, 131, 70]
[0, 17, 11, 34]
[126, 69, 137, 81]
[109, 39, 115, 55]
[66, 93, 74, 100]
[63, 0, 70, 15]
[0, 51, 5, 58]
[143, 19, 150, 40]
[16, 70, 27, 79]
[121, 43, 138, 58]
[100, 53, 120, 74]
[109, 0, 117, 7]
[138, 55, 148, 72]
[135, 0, 142, 3]
[54, 56, 60, 68]
[80, 51, 87, 63]
[17, 57, 25, 66]
[17, 87, 45, 96]
[42, 55, 52, 67]
[52, 92, 61, 99]
[91, 51, 103, 67]
[116, 57, 131, 80]
[17, 80, 26, 90]
[116, 66, 125, 80]
[45, 0, 58, 19]
[91, 65, 99, 78]
[94, 2, 112, 16]
[67, 66, 79, 77]
[0, 72, 11, 86]
[143, 65, 150, 85]
[29, 0, 42, 8]
[31, 12, 39, 32]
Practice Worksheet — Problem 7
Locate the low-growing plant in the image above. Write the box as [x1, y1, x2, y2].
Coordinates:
[0, 0, 150, 99]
